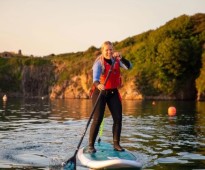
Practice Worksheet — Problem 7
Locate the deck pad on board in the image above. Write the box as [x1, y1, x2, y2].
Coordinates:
[77, 142, 142, 169]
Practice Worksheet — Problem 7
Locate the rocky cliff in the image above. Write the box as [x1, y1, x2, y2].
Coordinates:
[48, 59, 142, 99]
[21, 65, 54, 98]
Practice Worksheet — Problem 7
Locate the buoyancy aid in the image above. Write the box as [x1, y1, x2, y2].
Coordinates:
[100, 58, 121, 89]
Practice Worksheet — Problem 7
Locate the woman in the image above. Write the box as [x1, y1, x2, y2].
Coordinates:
[88, 41, 132, 153]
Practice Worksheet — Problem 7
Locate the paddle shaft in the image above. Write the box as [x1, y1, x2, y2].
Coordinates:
[68, 57, 117, 161]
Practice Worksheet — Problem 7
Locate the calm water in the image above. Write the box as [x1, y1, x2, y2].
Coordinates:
[0, 98, 205, 170]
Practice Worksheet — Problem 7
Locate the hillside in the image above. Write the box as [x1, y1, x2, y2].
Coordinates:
[0, 13, 205, 100]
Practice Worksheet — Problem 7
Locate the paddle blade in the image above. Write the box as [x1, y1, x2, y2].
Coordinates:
[62, 156, 76, 170]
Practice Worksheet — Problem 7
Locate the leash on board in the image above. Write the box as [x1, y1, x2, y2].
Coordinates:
[98, 116, 105, 143]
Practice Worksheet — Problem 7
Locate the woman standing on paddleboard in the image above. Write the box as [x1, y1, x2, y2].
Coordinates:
[88, 41, 132, 153]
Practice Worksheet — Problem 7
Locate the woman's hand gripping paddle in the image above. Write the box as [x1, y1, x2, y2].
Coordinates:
[62, 57, 117, 170]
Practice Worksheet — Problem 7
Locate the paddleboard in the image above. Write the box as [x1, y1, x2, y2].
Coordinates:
[77, 142, 142, 169]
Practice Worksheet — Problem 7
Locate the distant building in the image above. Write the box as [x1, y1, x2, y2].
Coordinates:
[0, 50, 22, 58]
[0, 52, 14, 58]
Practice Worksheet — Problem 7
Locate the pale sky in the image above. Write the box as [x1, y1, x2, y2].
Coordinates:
[0, 0, 205, 56]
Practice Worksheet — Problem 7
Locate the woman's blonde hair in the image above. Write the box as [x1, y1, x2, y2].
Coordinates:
[101, 41, 113, 52]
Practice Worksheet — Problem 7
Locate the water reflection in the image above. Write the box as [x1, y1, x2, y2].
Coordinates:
[50, 99, 92, 120]
[0, 99, 205, 170]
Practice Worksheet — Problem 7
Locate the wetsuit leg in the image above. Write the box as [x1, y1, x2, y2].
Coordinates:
[106, 90, 123, 146]
[89, 89, 106, 149]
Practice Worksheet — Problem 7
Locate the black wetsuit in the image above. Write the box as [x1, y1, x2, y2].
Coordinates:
[89, 57, 131, 149]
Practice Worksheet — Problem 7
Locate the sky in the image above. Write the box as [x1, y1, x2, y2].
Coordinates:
[0, 0, 205, 56]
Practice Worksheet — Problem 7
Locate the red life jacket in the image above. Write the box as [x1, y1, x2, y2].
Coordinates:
[100, 59, 121, 89]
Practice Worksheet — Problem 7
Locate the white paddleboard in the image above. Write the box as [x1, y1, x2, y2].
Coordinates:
[77, 142, 142, 169]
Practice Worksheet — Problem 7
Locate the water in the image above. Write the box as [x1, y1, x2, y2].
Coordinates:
[0, 98, 205, 170]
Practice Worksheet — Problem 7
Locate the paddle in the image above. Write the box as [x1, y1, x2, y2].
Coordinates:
[62, 57, 117, 170]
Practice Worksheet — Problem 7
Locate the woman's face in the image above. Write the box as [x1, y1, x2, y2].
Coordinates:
[102, 44, 113, 59]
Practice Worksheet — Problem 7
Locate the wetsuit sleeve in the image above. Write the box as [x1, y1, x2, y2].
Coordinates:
[92, 61, 102, 87]
[120, 57, 132, 69]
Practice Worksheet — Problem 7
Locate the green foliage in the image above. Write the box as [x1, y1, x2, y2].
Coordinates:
[51, 50, 94, 85]
[22, 57, 51, 66]
[191, 13, 205, 35]
[114, 37, 136, 50]
[0, 57, 52, 92]
[132, 13, 204, 96]
[156, 37, 201, 93]
[165, 15, 193, 38]
[0, 58, 22, 91]
[196, 52, 205, 94]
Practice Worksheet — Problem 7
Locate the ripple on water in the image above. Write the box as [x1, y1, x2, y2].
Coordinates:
[156, 152, 205, 166]
[156, 157, 190, 164]
[179, 152, 205, 160]
[14, 152, 49, 166]
[160, 149, 173, 155]
[132, 132, 153, 139]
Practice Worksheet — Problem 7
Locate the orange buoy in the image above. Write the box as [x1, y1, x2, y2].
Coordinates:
[168, 106, 176, 116]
